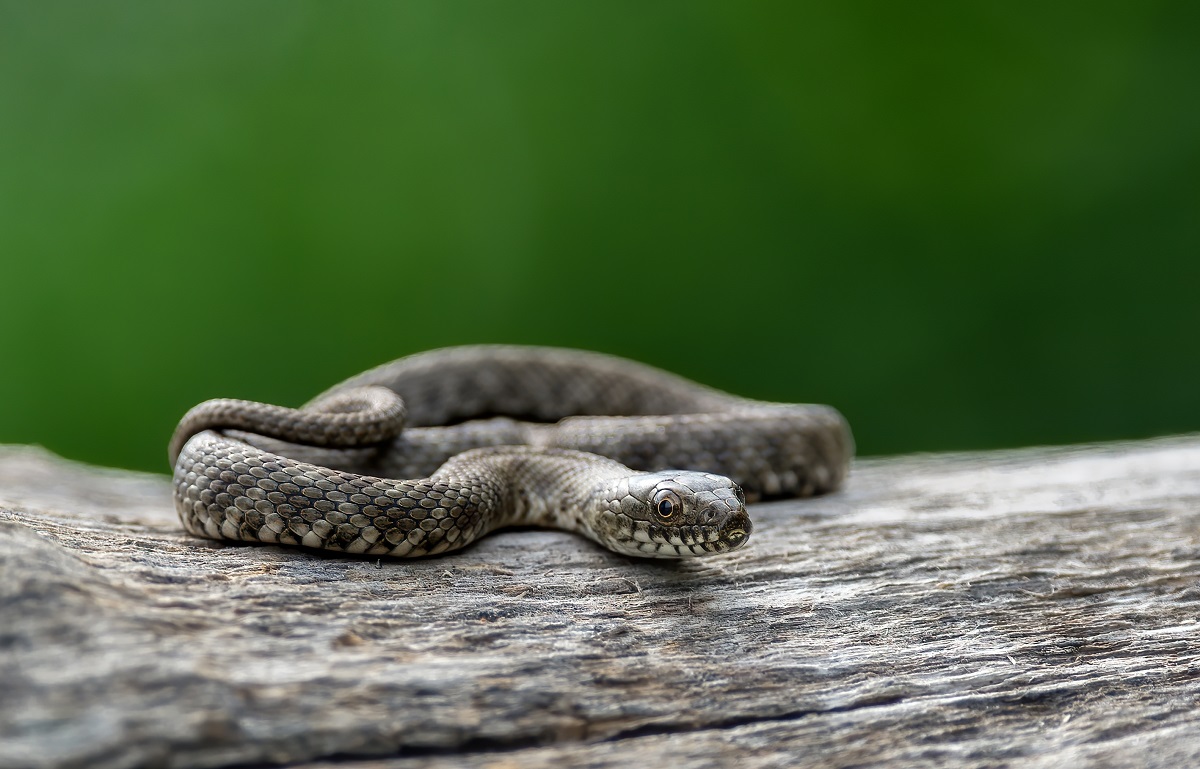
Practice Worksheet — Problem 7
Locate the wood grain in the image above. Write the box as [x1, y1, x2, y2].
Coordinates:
[3, 437, 1200, 768]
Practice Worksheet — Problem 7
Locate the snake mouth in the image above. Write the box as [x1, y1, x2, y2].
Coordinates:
[710, 497, 753, 550]
[723, 528, 748, 547]
[607, 513, 753, 558]
[718, 513, 752, 552]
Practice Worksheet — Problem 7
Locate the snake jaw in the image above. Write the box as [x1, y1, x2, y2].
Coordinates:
[597, 471, 753, 558]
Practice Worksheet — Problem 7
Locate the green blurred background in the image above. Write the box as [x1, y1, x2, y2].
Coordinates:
[2, 2, 1198, 475]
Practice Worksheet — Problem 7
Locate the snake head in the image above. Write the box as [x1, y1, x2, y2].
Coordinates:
[598, 471, 752, 558]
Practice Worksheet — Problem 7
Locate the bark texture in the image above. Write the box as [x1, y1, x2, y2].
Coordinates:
[2, 437, 1200, 769]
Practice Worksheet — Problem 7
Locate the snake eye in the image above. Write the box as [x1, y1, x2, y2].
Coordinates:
[652, 489, 682, 521]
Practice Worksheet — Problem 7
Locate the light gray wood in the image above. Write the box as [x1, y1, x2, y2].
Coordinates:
[3, 437, 1200, 769]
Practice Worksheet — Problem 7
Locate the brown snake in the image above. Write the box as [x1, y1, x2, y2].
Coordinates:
[169, 346, 853, 558]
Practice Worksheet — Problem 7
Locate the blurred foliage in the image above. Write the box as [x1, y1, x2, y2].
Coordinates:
[1, 2, 1198, 474]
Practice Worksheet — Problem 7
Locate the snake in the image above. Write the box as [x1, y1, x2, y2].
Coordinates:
[169, 346, 853, 559]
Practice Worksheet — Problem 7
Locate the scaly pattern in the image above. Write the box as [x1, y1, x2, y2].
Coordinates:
[170, 346, 851, 558]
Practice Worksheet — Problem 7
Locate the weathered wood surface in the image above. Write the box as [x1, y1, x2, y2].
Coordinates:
[3, 437, 1200, 769]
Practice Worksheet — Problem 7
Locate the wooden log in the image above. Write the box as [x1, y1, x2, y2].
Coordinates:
[2, 436, 1200, 768]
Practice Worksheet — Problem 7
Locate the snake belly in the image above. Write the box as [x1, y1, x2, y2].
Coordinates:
[170, 346, 853, 558]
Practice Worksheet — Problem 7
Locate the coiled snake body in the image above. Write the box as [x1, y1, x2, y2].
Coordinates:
[170, 346, 852, 558]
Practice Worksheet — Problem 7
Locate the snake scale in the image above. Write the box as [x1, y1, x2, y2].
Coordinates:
[170, 346, 853, 559]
